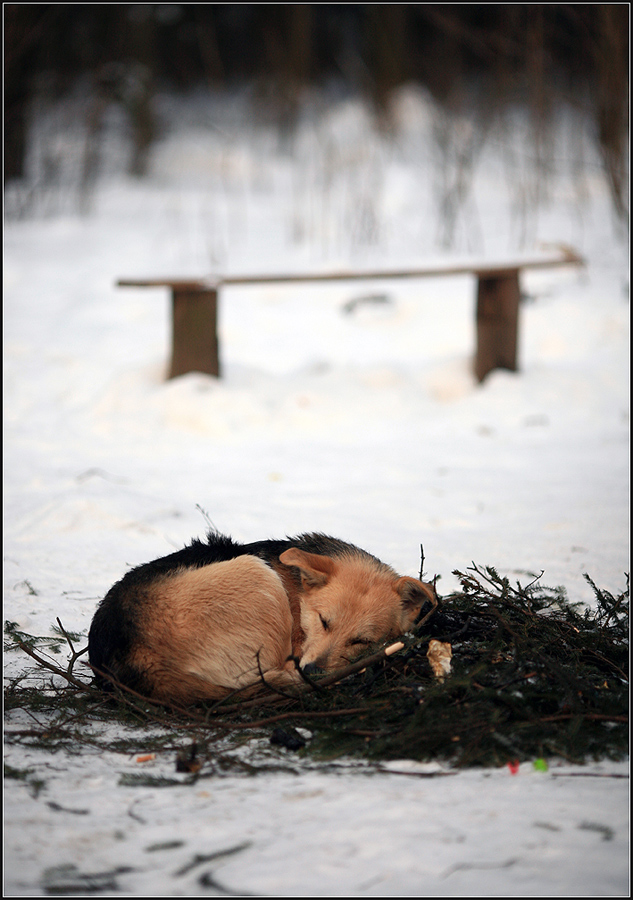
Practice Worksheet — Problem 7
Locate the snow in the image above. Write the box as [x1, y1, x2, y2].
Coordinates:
[3, 84, 630, 896]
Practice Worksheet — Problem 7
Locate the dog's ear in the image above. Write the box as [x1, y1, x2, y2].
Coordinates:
[395, 576, 437, 624]
[279, 548, 336, 588]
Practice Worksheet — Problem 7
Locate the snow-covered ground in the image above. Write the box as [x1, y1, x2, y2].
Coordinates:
[3, 85, 629, 896]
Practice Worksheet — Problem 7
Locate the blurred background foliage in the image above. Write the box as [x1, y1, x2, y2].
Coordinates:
[4, 4, 629, 220]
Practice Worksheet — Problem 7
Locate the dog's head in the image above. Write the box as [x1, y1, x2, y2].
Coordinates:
[279, 547, 436, 672]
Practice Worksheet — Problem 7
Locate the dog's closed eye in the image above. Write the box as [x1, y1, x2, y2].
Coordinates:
[319, 613, 330, 631]
[348, 637, 371, 647]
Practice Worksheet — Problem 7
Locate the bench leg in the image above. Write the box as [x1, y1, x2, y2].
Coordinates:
[169, 288, 220, 379]
[474, 270, 520, 382]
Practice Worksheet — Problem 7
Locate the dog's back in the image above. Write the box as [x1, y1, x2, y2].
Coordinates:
[88, 532, 292, 697]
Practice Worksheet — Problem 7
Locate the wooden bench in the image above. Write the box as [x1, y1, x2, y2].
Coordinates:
[117, 245, 584, 383]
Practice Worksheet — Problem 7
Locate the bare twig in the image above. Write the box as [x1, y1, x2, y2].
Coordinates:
[312, 641, 407, 689]
[9, 635, 94, 693]
[289, 655, 328, 693]
[415, 604, 439, 631]
[86, 663, 213, 727]
[535, 713, 628, 724]
[195, 504, 218, 533]
[56, 617, 89, 676]
[219, 706, 385, 731]
[254, 649, 303, 700]
[583, 648, 628, 682]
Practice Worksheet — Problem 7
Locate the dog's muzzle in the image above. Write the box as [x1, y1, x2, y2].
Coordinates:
[301, 662, 323, 676]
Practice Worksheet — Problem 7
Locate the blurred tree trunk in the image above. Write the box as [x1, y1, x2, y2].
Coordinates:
[195, 6, 225, 86]
[593, 5, 629, 222]
[4, 81, 28, 183]
[122, 5, 158, 176]
[525, 5, 551, 206]
[288, 4, 312, 87]
[260, 5, 313, 129]
[366, 5, 408, 111]
[3, 6, 55, 182]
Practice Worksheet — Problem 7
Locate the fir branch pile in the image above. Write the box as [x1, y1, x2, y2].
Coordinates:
[4, 566, 629, 771]
[305, 566, 628, 767]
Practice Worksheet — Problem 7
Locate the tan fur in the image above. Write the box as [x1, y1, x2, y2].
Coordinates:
[124, 547, 436, 704]
[129, 556, 299, 703]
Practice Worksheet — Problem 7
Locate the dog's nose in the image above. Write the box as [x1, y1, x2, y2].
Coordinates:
[301, 662, 323, 676]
